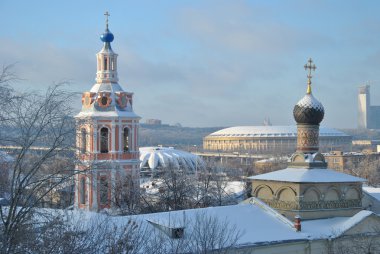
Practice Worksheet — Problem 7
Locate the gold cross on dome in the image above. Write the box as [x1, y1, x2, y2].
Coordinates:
[304, 58, 316, 94]
[104, 11, 110, 28]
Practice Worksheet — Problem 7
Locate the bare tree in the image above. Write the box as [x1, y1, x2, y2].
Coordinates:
[0, 66, 78, 253]
[156, 165, 196, 211]
[194, 162, 240, 208]
[186, 212, 243, 254]
[13, 210, 150, 254]
[111, 174, 141, 215]
[345, 156, 380, 186]
[327, 232, 380, 254]
[144, 211, 244, 254]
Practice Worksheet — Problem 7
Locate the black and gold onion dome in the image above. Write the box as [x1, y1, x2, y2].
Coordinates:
[293, 58, 324, 125]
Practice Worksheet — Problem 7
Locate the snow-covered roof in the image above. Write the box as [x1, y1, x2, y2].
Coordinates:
[62, 200, 378, 250]
[302, 210, 374, 238]
[206, 125, 349, 138]
[140, 204, 304, 245]
[76, 110, 140, 118]
[249, 168, 366, 183]
[296, 93, 324, 112]
[75, 82, 140, 119]
[89, 82, 123, 93]
[139, 146, 203, 171]
[363, 186, 380, 201]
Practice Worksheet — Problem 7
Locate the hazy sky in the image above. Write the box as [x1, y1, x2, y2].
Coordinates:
[1, 0, 380, 128]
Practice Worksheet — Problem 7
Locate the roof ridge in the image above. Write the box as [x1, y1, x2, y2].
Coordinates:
[243, 197, 296, 230]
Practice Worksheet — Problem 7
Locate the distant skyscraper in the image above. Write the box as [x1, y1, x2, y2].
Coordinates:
[358, 85, 380, 129]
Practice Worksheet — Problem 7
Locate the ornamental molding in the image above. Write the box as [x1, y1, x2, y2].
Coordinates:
[261, 198, 362, 211]
[82, 92, 96, 108]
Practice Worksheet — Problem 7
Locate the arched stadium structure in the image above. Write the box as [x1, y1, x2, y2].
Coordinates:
[203, 126, 352, 154]
[139, 146, 204, 172]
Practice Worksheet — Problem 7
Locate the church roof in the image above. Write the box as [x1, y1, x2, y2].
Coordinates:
[248, 168, 366, 183]
[63, 199, 378, 250]
[207, 125, 349, 138]
[363, 186, 380, 202]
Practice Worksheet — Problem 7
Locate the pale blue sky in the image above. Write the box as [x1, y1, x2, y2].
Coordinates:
[1, 0, 380, 128]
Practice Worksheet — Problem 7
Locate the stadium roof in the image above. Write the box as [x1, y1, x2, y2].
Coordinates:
[206, 125, 350, 138]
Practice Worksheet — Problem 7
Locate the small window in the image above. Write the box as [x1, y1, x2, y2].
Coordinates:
[80, 178, 86, 205]
[100, 128, 109, 153]
[99, 177, 109, 205]
[101, 96, 108, 106]
[123, 128, 129, 152]
[81, 129, 87, 153]
[104, 57, 108, 71]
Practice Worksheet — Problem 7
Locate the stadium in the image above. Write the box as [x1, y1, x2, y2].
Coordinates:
[203, 126, 352, 154]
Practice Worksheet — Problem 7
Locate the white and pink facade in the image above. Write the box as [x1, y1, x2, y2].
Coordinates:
[74, 17, 140, 211]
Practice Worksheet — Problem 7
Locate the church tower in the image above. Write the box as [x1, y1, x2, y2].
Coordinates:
[250, 59, 365, 220]
[74, 13, 140, 211]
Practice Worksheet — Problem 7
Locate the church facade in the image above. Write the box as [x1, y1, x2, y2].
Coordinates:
[74, 14, 140, 211]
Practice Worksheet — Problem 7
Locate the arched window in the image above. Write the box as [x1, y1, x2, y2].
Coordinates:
[103, 57, 108, 71]
[100, 127, 109, 153]
[101, 96, 108, 106]
[123, 127, 129, 152]
[81, 128, 87, 154]
[80, 178, 86, 205]
[99, 176, 109, 205]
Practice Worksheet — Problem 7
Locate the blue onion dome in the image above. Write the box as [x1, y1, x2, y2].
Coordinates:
[100, 28, 114, 43]
[293, 92, 324, 125]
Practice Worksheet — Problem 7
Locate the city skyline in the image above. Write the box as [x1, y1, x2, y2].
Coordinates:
[1, 0, 380, 128]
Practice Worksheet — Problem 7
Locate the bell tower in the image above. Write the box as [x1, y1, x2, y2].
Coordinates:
[74, 12, 141, 212]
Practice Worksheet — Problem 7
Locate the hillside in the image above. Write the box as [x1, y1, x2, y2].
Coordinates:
[139, 124, 223, 149]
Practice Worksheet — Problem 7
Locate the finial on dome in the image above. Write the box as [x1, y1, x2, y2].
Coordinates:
[104, 11, 110, 30]
[304, 58, 316, 94]
[100, 11, 114, 43]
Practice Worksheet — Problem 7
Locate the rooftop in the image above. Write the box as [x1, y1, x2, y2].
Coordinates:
[206, 125, 350, 138]
[61, 198, 378, 250]
[363, 186, 380, 202]
[249, 168, 366, 183]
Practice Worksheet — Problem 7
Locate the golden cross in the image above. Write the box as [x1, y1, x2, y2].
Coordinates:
[304, 58, 316, 80]
[304, 58, 316, 94]
[104, 11, 110, 28]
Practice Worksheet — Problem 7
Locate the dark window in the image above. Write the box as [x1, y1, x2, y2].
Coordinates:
[101, 96, 108, 106]
[81, 129, 87, 153]
[99, 177, 108, 205]
[100, 128, 109, 153]
[80, 178, 86, 205]
[104, 57, 108, 70]
[123, 128, 129, 152]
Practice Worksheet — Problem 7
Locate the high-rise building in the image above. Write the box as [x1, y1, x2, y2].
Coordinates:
[74, 13, 141, 211]
[358, 85, 380, 129]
